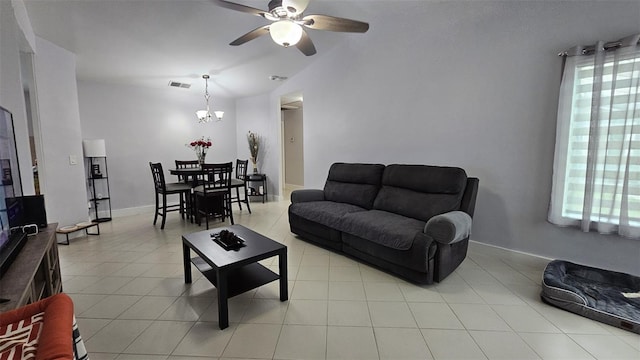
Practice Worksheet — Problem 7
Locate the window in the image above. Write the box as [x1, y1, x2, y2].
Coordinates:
[549, 37, 640, 239]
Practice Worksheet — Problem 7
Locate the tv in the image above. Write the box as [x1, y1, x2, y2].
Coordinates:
[0, 105, 25, 276]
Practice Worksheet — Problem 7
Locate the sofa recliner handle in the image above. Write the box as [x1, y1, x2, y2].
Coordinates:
[424, 211, 472, 244]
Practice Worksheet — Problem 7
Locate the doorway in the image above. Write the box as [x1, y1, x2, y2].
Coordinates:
[280, 92, 304, 197]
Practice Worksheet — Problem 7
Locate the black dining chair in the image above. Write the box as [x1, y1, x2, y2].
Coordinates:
[230, 159, 252, 214]
[193, 162, 234, 229]
[174, 160, 199, 183]
[175, 159, 200, 221]
[149, 162, 192, 229]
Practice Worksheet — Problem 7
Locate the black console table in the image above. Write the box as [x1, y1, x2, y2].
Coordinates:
[245, 173, 267, 203]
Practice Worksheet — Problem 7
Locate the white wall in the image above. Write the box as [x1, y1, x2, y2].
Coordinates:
[268, 1, 640, 275]
[0, 1, 35, 197]
[235, 94, 281, 198]
[33, 37, 88, 227]
[77, 80, 237, 213]
[1, 3, 87, 231]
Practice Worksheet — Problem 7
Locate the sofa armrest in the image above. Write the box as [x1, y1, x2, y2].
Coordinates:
[291, 189, 325, 203]
[0, 293, 74, 360]
[424, 211, 472, 244]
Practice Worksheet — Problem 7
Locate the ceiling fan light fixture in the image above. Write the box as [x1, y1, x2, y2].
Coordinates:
[282, 0, 309, 15]
[270, 20, 303, 47]
[215, 0, 368, 56]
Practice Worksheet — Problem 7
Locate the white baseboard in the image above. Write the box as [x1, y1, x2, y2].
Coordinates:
[469, 239, 554, 261]
[112, 204, 154, 218]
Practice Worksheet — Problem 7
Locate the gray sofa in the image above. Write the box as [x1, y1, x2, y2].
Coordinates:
[288, 163, 479, 284]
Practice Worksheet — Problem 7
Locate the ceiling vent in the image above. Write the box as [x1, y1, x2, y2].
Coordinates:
[269, 75, 288, 81]
[168, 81, 191, 89]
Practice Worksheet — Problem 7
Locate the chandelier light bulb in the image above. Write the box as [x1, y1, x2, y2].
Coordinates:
[196, 110, 210, 123]
[270, 20, 303, 47]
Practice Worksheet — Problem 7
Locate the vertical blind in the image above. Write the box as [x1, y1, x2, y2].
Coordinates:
[549, 35, 640, 239]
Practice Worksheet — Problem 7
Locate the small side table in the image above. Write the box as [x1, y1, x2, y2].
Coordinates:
[245, 173, 267, 203]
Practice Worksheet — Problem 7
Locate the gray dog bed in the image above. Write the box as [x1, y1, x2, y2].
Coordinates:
[541, 260, 640, 334]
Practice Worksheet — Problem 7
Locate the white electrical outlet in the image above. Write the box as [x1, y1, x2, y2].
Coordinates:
[69, 155, 78, 165]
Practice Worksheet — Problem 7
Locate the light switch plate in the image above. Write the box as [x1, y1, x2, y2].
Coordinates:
[69, 155, 78, 165]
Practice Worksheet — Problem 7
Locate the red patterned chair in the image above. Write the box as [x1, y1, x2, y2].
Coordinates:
[0, 293, 85, 360]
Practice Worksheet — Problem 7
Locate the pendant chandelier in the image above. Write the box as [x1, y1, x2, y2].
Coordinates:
[196, 74, 224, 123]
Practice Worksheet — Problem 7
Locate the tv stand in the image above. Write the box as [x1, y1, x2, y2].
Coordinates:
[0, 224, 61, 312]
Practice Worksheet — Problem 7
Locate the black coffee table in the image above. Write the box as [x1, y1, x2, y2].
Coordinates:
[182, 224, 287, 329]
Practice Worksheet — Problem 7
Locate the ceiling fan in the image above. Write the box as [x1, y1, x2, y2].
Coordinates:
[212, 0, 369, 56]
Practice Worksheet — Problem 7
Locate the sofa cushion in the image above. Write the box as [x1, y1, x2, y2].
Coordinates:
[343, 231, 437, 276]
[289, 201, 366, 229]
[0, 311, 44, 359]
[0, 293, 75, 360]
[339, 210, 426, 250]
[373, 165, 467, 222]
[324, 163, 385, 209]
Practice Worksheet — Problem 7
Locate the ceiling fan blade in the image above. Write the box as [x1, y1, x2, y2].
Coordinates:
[230, 25, 270, 46]
[210, 0, 269, 18]
[296, 30, 316, 56]
[302, 14, 369, 33]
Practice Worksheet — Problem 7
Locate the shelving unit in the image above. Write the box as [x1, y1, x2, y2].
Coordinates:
[87, 156, 112, 222]
[246, 173, 267, 203]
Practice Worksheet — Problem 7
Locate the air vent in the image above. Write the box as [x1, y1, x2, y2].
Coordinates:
[269, 75, 288, 81]
[168, 81, 191, 89]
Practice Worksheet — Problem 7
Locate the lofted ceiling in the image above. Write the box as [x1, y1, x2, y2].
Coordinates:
[23, 0, 373, 99]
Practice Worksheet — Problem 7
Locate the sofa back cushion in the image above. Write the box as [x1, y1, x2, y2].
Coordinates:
[324, 163, 385, 209]
[373, 165, 467, 222]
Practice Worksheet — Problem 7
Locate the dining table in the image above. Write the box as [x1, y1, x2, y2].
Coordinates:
[169, 167, 249, 194]
[169, 167, 208, 187]
[169, 166, 246, 194]
[170, 165, 253, 222]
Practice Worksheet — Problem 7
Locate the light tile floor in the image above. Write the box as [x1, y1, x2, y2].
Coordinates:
[59, 197, 640, 360]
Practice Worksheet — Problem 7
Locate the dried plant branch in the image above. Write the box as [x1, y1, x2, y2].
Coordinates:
[247, 131, 260, 162]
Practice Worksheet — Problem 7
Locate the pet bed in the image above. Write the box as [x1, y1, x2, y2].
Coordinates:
[541, 260, 640, 334]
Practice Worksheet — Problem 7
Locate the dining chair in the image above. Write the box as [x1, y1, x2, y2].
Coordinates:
[149, 162, 192, 229]
[193, 162, 234, 229]
[174, 159, 201, 221]
[174, 160, 199, 183]
[230, 159, 252, 214]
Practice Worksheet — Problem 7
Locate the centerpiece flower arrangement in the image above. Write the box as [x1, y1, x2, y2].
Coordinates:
[247, 131, 260, 173]
[187, 137, 212, 165]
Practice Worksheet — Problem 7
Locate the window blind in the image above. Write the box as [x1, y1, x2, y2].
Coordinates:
[550, 43, 640, 238]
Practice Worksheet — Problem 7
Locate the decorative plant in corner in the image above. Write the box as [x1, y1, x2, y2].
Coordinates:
[187, 137, 212, 165]
[247, 131, 260, 173]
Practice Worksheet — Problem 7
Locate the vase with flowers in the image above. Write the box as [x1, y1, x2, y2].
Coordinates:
[187, 137, 212, 166]
[247, 131, 260, 173]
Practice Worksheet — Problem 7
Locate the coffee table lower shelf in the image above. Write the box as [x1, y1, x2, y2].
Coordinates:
[191, 256, 279, 298]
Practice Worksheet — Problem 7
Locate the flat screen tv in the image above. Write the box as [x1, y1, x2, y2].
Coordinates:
[0, 105, 25, 277]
